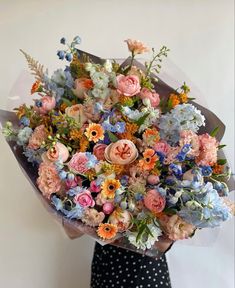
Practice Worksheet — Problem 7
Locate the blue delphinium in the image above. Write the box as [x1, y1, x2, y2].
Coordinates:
[19, 116, 30, 127]
[23, 147, 45, 165]
[176, 144, 191, 162]
[200, 166, 213, 176]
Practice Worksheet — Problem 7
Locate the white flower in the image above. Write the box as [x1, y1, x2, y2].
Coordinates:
[104, 60, 113, 72]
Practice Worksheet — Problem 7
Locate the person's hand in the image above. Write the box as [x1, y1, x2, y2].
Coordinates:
[62, 219, 84, 240]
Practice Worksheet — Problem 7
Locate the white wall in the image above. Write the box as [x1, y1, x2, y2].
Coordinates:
[0, 1, 234, 287]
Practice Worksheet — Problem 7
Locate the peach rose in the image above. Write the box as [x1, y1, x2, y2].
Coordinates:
[109, 208, 132, 232]
[27, 125, 48, 150]
[159, 214, 195, 241]
[139, 88, 160, 108]
[68, 152, 89, 174]
[65, 104, 87, 126]
[46, 142, 69, 162]
[104, 139, 138, 165]
[116, 75, 141, 97]
[73, 78, 93, 99]
[93, 143, 107, 161]
[37, 162, 62, 199]
[144, 189, 166, 213]
[125, 39, 149, 55]
[34, 96, 56, 115]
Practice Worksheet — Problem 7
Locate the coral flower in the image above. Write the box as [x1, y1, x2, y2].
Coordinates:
[85, 123, 104, 143]
[143, 128, 160, 146]
[97, 223, 118, 240]
[139, 149, 158, 171]
[31, 80, 41, 94]
[101, 178, 121, 199]
[125, 39, 149, 55]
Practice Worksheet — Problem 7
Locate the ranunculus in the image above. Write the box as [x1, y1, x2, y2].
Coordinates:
[73, 78, 93, 99]
[68, 152, 89, 174]
[93, 143, 107, 161]
[196, 133, 218, 166]
[144, 189, 166, 214]
[154, 140, 170, 155]
[90, 180, 101, 193]
[46, 142, 69, 162]
[116, 74, 141, 97]
[65, 104, 87, 126]
[125, 39, 149, 55]
[103, 202, 115, 214]
[179, 130, 200, 157]
[147, 175, 160, 185]
[139, 88, 160, 108]
[37, 162, 62, 199]
[82, 208, 105, 227]
[27, 125, 48, 150]
[104, 139, 138, 165]
[65, 176, 83, 189]
[74, 190, 95, 208]
[109, 208, 132, 232]
[34, 96, 56, 115]
[159, 214, 195, 241]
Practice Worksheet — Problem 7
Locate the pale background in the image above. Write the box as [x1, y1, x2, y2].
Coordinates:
[0, 0, 234, 287]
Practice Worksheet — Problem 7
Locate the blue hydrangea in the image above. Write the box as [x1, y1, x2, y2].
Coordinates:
[159, 103, 205, 144]
[17, 127, 33, 146]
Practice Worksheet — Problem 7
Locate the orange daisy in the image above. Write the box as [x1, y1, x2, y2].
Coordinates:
[31, 80, 41, 94]
[85, 123, 104, 143]
[97, 223, 118, 240]
[143, 128, 160, 146]
[139, 148, 158, 171]
[101, 178, 121, 199]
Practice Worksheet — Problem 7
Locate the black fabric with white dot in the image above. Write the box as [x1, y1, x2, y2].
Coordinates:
[91, 242, 172, 288]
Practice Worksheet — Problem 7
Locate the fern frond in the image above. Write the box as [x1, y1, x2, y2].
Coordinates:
[20, 49, 48, 82]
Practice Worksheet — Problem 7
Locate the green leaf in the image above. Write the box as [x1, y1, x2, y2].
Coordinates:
[107, 131, 119, 142]
[136, 224, 147, 242]
[218, 144, 226, 150]
[217, 159, 227, 165]
[163, 208, 177, 215]
[145, 225, 154, 238]
[210, 127, 219, 137]
[61, 97, 73, 107]
[134, 113, 150, 126]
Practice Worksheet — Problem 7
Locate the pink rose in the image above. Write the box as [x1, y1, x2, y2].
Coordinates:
[65, 176, 83, 189]
[74, 190, 95, 208]
[103, 202, 115, 214]
[28, 125, 48, 150]
[65, 104, 87, 126]
[154, 140, 170, 155]
[116, 74, 141, 97]
[73, 78, 93, 99]
[139, 88, 160, 108]
[144, 189, 166, 214]
[125, 39, 149, 55]
[179, 130, 200, 157]
[68, 152, 89, 174]
[93, 143, 107, 161]
[46, 142, 69, 162]
[34, 96, 56, 115]
[104, 139, 138, 165]
[37, 162, 62, 199]
[159, 214, 195, 241]
[196, 133, 218, 166]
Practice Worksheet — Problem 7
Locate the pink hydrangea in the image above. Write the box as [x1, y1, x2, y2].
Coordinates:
[179, 130, 200, 157]
[37, 162, 62, 199]
[28, 125, 48, 150]
[164, 146, 181, 165]
[196, 133, 218, 166]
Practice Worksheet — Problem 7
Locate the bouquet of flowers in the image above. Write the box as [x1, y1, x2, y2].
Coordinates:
[0, 36, 234, 258]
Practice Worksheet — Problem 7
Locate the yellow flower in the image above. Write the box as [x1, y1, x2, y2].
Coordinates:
[97, 223, 118, 240]
[179, 93, 188, 103]
[101, 178, 121, 199]
[85, 123, 104, 143]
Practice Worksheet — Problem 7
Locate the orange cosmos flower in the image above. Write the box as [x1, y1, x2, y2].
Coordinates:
[85, 123, 104, 143]
[97, 223, 118, 240]
[101, 178, 121, 199]
[139, 148, 158, 171]
[31, 80, 41, 94]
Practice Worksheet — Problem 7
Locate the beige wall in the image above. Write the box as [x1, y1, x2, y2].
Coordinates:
[0, 1, 234, 287]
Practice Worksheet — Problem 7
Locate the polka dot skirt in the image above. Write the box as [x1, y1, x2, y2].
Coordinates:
[90, 242, 172, 288]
